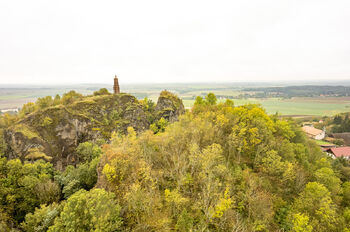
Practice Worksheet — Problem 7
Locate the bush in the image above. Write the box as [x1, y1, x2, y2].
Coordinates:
[48, 189, 122, 231]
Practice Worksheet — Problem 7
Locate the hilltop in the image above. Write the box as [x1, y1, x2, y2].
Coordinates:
[0, 91, 349, 231]
[2, 90, 184, 169]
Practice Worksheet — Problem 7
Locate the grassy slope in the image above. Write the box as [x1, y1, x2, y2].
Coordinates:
[315, 140, 335, 146]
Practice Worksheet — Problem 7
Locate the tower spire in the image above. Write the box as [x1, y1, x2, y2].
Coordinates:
[113, 75, 120, 94]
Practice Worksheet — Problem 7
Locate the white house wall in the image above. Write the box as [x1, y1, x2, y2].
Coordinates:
[314, 131, 325, 140]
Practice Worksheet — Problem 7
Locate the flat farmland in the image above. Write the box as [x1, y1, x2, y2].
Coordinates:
[1, 84, 350, 117]
[183, 98, 350, 116]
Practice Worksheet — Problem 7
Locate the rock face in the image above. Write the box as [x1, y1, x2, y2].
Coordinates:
[4, 92, 185, 169]
[4, 94, 150, 169]
[155, 91, 185, 122]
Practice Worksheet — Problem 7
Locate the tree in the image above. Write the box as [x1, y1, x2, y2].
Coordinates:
[20, 102, 36, 117]
[343, 182, 350, 207]
[0, 159, 58, 223]
[76, 141, 102, 163]
[258, 150, 285, 176]
[194, 96, 204, 105]
[344, 207, 350, 231]
[150, 117, 168, 134]
[55, 157, 99, 199]
[61, 91, 83, 105]
[36, 96, 53, 109]
[53, 94, 61, 106]
[333, 115, 342, 124]
[48, 189, 122, 231]
[315, 167, 342, 196]
[21, 203, 62, 232]
[291, 213, 313, 232]
[0, 113, 17, 128]
[188, 143, 234, 225]
[224, 99, 234, 107]
[0, 129, 6, 157]
[93, 88, 111, 96]
[293, 182, 338, 231]
[141, 97, 155, 111]
[0, 207, 14, 231]
[205, 93, 217, 105]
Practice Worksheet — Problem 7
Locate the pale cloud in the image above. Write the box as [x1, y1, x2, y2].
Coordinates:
[0, 0, 349, 84]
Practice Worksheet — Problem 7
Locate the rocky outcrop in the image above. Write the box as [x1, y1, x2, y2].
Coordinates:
[4, 94, 150, 169]
[155, 90, 185, 122]
[4, 91, 185, 169]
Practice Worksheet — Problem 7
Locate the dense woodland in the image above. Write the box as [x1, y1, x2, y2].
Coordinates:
[0, 90, 350, 231]
[312, 112, 350, 134]
[329, 114, 350, 134]
[243, 85, 350, 98]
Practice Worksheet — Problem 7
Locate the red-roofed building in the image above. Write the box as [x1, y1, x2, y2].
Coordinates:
[326, 147, 350, 159]
[320, 143, 336, 152]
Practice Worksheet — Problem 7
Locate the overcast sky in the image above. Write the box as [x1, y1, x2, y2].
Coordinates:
[0, 0, 349, 84]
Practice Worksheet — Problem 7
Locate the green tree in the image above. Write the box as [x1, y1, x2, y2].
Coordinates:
[291, 213, 313, 232]
[76, 141, 102, 163]
[150, 117, 168, 134]
[53, 94, 61, 105]
[293, 182, 338, 231]
[344, 207, 350, 231]
[258, 150, 285, 176]
[343, 182, 350, 207]
[224, 99, 234, 107]
[141, 97, 155, 111]
[48, 189, 122, 232]
[333, 115, 342, 124]
[0, 129, 6, 157]
[141, 97, 156, 123]
[61, 91, 83, 105]
[314, 167, 342, 196]
[20, 102, 36, 117]
[36, 96, 53, 109]
[55, 157, 99, 199]
[0, 113, 17, 127]
[194, 96, 204, 105]
[0, 159, 59, 223]
[93, 88, 111, 96]
[205, 93, 217, 105]
[21, 203, 62, 232]
[0, 208, 13, 232]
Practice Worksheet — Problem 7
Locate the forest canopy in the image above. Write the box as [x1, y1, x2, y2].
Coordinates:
[0, 91, 349, 231]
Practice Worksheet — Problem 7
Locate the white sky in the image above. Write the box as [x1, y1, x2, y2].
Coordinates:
[0, 0, 349, 84]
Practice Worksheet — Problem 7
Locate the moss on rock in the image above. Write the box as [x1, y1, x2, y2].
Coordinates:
[4, 91, 184, 169]
[155, 91, 185, 122]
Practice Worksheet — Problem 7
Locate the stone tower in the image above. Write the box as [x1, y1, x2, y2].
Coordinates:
[113, 75, 120, 94]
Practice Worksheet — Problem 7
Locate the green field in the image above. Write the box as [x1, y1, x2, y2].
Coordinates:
[315, 140, 335, 146]
[1, 83, 350, 116]
[183, 98, 350, 116]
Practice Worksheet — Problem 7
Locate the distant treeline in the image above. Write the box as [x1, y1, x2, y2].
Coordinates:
[183, 94, 236, 100]
[243, 85, 350, 98]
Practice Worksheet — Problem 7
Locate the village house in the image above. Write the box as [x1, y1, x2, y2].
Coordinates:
[326, 147, 350, 159]
[302, 125, 325, 140]
[0, 108, 19, 113]
[319, 143, 337, 152]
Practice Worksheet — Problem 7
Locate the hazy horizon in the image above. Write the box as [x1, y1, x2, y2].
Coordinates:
[1, 0, 349, 84]
[1, 79, 350, 88]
